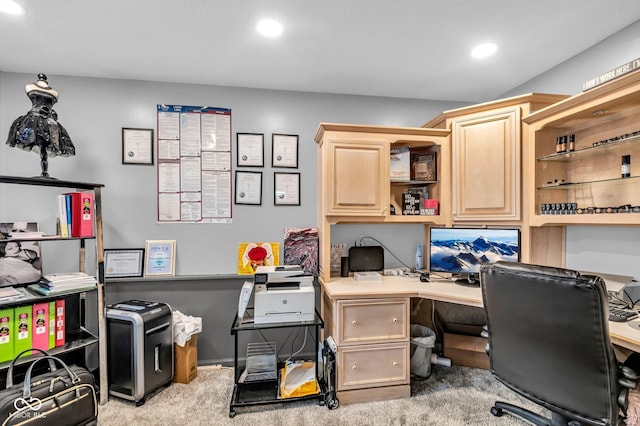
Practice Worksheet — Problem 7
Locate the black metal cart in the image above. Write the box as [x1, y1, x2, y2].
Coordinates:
[229, 308, 335, 417]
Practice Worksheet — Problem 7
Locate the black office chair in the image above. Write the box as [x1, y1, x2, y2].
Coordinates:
[480, 261, 638, 426]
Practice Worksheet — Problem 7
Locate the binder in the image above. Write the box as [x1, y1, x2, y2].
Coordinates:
[69, 191, 94, 237]
[0, 308, 14, 363]
[55, 299, 65, 347]
[32, 302, 49, 351]
[58, 194, 69, 238]
[14, 305, 31, 356]
[48, 301, 56, 349]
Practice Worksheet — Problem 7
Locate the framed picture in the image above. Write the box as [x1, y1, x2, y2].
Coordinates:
[235, 171, 262, 205]
[272, 134, 298, 168]
[122, 128, 154, 165]
[274, 172, 300, 206]
[236, 133, 264, 167]
[0, 222, 42, 287]
[144, 240, 176, 277]
[104, 248, 145, 278]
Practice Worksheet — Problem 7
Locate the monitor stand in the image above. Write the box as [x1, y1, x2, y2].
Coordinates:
[454, 273, 480, 288]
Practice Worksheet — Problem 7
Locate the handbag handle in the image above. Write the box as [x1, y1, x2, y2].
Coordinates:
[6, 348, 56, 388]
[22, 355, 80, 400]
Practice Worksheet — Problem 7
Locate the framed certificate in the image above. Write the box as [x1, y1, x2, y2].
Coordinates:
[236, 133, 264, 167]
[235, 171, 262, 205]
[274, 172, 300, 206]
[272, 134, 298, 168]
[144, 240, 176, 276]
[104, 248, 145, 278]
[122, 128, 154, 165]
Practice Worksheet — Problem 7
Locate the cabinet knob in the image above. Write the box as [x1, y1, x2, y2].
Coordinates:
[352, 320, 357, 325]
[352, 365, 357, 370]
[393, 318, 398, 323]
[393, 362, 398, 367]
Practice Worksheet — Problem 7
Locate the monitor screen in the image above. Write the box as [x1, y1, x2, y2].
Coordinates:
[429, 227, 520, 276]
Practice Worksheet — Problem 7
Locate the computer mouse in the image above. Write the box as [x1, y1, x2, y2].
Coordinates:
[419, 272, 430, 282]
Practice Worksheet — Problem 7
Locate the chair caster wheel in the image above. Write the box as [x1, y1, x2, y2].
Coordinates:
[490, 406, 503, 417]
[327, 398, 339, 410]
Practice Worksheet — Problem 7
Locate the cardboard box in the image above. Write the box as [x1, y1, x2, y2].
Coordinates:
[443, 332, 489, 370]
[174, 334, 198, 384]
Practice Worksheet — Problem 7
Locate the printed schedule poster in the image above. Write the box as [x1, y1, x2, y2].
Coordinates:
[156, 104, 232, 223]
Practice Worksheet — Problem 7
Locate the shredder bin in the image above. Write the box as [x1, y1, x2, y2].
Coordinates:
[107, 300, 173, 405]
[410, 324, 436, 379]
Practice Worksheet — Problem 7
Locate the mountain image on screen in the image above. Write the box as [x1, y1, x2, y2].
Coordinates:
[430, 230, 518, 274]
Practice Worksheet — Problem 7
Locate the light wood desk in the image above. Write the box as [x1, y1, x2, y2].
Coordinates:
[321, 275, 640, 404]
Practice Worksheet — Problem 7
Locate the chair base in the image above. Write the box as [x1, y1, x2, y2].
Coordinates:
[491, 401, 582, 426]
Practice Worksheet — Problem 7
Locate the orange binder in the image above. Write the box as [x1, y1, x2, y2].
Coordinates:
[70, 191, 94, 237]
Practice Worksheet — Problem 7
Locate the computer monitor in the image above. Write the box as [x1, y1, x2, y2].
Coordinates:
[429, 227, 520, 287]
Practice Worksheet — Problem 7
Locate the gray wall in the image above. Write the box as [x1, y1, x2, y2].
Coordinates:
[0, 72, 465, 364]
[500, 19, 640, 278]
[0, 72, 466, 275]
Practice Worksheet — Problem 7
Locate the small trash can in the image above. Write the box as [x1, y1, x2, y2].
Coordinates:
[410, 324, 436, 379]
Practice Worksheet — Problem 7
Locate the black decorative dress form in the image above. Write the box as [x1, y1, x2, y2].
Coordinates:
[6, 73, 75, 177]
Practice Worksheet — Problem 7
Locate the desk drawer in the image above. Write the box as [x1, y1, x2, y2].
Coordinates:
[337, 343, 409, 391]
[337, 299, 408, 345]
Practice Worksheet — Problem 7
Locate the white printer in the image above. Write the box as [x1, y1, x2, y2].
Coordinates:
[253, 265, 315, 324]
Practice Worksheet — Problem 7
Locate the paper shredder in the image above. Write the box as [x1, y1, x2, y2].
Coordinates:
[107, 300, 173, 405]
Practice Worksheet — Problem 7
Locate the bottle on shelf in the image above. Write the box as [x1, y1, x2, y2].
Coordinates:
[622, 155, 631, 178]
[568, 134, 575, 152]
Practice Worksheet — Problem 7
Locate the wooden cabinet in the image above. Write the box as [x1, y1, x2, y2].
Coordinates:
[314, 123, 450, 283]
[325, 138, 387, 216]
[323, 295, 410, 403]
[0, 175, 107, 404]
[451, 107, 521, 220]
[424, 94, 568, 223]
[524, 69, 640, 228]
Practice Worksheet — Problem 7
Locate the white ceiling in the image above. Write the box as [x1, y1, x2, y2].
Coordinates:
[1, 0, 640, 103]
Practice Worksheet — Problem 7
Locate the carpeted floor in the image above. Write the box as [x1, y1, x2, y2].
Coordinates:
[97, 364, 550, 425]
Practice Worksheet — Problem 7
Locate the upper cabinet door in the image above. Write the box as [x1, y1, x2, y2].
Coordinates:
[327, 139, 388, 216]
[451, 107, 521, 221]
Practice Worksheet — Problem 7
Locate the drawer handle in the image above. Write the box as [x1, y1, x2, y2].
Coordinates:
[393, 362, 398, 367]
[352, 365, 357, 370]
[352, 320, 357, 325]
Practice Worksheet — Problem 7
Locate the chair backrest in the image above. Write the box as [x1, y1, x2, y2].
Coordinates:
[481, 261, 620, 424]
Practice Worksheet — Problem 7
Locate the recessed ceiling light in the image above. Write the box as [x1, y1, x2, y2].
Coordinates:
[0, 0, 24, 15]
[256, 19, 283, 37]
[471, 43, 497, 59]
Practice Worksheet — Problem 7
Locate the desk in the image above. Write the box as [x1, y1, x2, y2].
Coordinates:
[321, 275, 640, 404]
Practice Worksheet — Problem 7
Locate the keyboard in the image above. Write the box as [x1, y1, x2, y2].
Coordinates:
[609, 307, 639, 322]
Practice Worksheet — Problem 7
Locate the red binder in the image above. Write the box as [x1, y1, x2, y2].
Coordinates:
[70, 191, 94, 237]
[55, 299, 65, 347]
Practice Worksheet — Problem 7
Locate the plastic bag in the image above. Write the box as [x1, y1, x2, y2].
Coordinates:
[279, 360, 319, 399]
[173, 310, 202, 347]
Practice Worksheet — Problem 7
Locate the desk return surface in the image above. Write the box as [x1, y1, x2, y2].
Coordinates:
[320, 276, 640, 404]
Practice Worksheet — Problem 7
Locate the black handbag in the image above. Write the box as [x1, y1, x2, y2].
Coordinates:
[0, 349, 97, 426]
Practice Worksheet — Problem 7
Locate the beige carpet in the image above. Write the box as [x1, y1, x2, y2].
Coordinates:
[96, 364, 554, 425]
